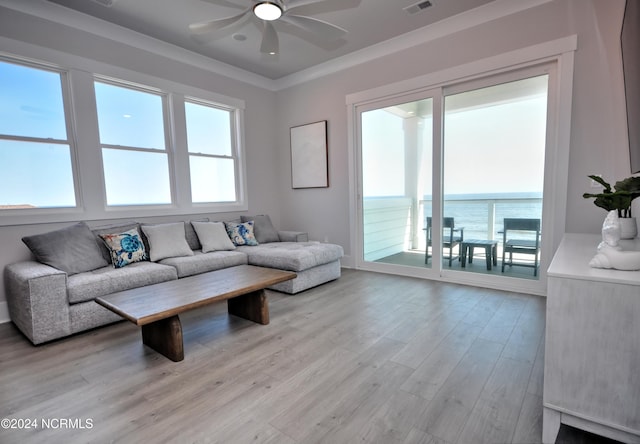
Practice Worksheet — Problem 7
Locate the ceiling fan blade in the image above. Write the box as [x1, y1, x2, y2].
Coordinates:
[260, 21, 280, 54]
[285, 0, 328, 9]
[189, 8, 250, 34]
[199, 0, 246, 9]
[280, 14, 347, 40]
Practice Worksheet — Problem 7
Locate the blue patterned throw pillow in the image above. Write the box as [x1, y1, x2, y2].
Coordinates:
[99, 228, 148, 268]
[224, 220, 259, 246]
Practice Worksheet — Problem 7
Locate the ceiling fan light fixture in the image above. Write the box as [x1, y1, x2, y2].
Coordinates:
[253, 2, 283, 21]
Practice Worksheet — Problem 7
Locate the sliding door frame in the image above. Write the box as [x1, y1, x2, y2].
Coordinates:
[346, 36, 577, 296]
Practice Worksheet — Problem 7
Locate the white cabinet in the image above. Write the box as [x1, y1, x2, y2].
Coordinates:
[544, 233, 640, 443]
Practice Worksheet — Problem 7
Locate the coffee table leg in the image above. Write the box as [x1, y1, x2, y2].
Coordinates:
[228, 289, 270, 325]
[141, 315, 184, 362]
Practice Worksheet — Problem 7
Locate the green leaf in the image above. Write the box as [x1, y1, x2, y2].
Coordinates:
[588, 175, 611, 192]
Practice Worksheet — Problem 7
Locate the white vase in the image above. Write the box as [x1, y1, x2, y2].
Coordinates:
[619, 217, 638, 239]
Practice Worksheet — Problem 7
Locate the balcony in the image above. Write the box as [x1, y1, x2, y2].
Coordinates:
[364, 194, 542, 279]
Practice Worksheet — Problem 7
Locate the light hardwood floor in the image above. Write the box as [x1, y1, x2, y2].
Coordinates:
[0, 269, 622, 444]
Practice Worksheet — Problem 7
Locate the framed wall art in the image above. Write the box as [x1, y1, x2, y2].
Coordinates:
[290, 120, 328, 189]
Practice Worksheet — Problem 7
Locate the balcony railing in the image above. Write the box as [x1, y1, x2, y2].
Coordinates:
[420, 196, 543, 245]
[363, 195, 542, 261]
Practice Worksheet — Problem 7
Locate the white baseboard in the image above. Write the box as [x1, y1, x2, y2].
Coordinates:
[0, 301, 9, 324]
[340, 254, 354, 268]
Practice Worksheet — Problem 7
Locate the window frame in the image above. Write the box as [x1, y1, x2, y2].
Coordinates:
[0, 55, 82, 215]
[0, 48, 247, 227]
[184, 97, 241, 205]
[94, 76, 175, 208]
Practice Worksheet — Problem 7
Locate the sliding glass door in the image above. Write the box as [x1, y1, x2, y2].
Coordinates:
[443, 74, 548, 279]
[357, 64, 555, 289]
[360, 96, 434, 269]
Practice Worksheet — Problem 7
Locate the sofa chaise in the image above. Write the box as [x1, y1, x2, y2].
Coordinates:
[4, 215, 343, 345]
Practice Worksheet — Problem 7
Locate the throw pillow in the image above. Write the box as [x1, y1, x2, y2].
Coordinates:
[91, 221, 141, 263]
[240, 214, 280, 243]
[22, 221, 109, 275]
[191, 221, 236, 253]
[225, 220, 259, 246]
[141, 222, 195, 262]
[99, 228, 147, 268]
[185, 218, 209, 250]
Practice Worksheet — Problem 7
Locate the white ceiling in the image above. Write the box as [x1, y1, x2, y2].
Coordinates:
[42, 0, 498, 80]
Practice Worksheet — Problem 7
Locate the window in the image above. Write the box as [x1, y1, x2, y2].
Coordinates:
[94, 80, 171, 206]
[0, 47, 247, 225]
[185, 99, 237, 203]
[0, 59, 76, 209]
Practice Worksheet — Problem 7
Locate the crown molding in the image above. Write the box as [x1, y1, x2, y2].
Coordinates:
[274, 0, 554, 90]
[0, 0, 275, 90]
[0, 0, 554, 92]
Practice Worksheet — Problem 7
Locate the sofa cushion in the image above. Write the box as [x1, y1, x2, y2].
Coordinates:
[22, 222, 109, 275]
[191, 221, 236, 253]
[225, 220, 259, 246]
[240, 215, 280, 243]
[99, 228, 148, 268]
[67, 261, 178, 304]
[236, 242, 343, 272]
[159, 250, 248, 278]
[141, 222, 195, 262]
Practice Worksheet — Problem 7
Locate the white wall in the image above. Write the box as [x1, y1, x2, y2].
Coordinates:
[0, 6, 280, 312]
[275, 0, 631, 265]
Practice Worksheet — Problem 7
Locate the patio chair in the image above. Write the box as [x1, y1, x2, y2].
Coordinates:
[501, 218, 541, 276]
[425, 217, 464, 266]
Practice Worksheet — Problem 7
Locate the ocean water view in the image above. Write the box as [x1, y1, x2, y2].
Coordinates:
[423, 193, 543, 241]
[362, 192, 543, 262]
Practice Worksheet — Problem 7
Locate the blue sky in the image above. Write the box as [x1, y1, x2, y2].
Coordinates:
[0, 61, 235, 207]
[362, 76, 548, 198]
[0, 61, 74, 207]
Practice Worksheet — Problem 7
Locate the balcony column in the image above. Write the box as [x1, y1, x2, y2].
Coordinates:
[404, 116, 421, 250]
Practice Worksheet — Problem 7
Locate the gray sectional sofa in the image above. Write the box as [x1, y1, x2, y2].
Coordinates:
[4, 215, 343, 345]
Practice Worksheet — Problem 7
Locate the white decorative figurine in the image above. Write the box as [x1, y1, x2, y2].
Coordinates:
[589, 210, 640, 270]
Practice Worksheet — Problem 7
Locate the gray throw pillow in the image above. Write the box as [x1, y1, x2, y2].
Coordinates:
[141, 222, 195, 262]
[22, 222, 109, 275]
[191, 221, 236, 253]
[185, 219, 208, 250]
[240, 214, 280, 243]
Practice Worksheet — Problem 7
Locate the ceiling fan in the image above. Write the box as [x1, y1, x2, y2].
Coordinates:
[189, 0, 348, 55]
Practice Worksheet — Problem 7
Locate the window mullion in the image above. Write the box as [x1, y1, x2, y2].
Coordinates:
[70, 69, 107, 214]
[188, 152, 234, 160]
[169, 93, 192, 207]
[100, 143, 167, 154]
[0, 134, 69, 144]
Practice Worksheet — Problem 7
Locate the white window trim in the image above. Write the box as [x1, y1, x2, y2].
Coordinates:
[0, 37, 247, 227]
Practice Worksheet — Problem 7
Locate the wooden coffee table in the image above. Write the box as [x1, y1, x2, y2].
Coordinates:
[96, 265, 296, 362]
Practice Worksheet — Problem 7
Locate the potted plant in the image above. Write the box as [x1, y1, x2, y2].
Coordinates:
[583, 175, 640, 238]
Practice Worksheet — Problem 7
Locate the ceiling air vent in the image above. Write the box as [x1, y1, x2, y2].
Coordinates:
[404, 0, 433, 15]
